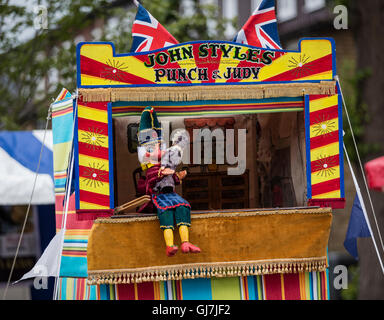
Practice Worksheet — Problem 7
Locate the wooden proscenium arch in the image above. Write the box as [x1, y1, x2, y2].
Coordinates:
[74, 38, 345, 213]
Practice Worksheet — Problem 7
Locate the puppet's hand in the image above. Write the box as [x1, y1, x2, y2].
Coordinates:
[162, 168, 175, 175]
[177, 170, 187, 180]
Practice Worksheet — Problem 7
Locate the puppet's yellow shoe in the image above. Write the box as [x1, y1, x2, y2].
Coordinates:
[181, 242, 201, 254]
[166, 245, 178, 257]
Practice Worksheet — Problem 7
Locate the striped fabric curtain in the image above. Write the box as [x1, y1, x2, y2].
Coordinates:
[58, 272, 329, 300]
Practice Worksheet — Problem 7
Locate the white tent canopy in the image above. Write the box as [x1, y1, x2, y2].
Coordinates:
[0, 130, 54, 205]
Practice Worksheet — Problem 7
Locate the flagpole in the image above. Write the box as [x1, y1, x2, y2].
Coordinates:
[343, 143, 384, 275]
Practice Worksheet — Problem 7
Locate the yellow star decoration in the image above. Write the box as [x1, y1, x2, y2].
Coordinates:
[288, 54, 313, 78]
[81, 127, 107, 150]
[81, 162, 108, 188]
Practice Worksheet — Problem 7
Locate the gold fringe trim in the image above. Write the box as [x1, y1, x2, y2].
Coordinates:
[94, 207, 332, 224]
[87, 257, 328, 285]
[78, 81, 336, 102]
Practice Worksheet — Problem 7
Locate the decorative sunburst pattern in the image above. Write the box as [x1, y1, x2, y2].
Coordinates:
[311, 114, 337, 136]
[313, 155, 337, 177]
[100, 59, 128, 82]
[81, 162, 108, 188]
[77, 100, 111, 209]
[288, 54, 312, 78]
[81, 127, 107, 150]
[306, 94, 345, 207]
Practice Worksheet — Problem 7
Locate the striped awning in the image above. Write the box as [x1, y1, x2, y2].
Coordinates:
[111, 96, 304, 117]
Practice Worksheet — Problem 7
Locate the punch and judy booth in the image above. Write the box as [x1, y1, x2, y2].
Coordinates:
[52, 37, 344, 300]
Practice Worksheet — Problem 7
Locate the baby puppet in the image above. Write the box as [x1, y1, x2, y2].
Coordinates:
[137, 107, 201, 257]
[153, 129, 189, 194]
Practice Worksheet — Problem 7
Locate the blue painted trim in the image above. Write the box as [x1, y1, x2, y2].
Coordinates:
[107, 102, 115, 209]
[76, 42, 83, 89]
[304, 94, 312, 199]
[76, 37, 337, 88]
[337, 83, 345, 198]
[73, 99, 80, 210]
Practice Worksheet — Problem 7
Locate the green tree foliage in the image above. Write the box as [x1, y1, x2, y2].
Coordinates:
[340, 264, 359, 300]
[330, 0, 382, 162]
[0, 0, 232, 129]
[339, 59, 380, 163]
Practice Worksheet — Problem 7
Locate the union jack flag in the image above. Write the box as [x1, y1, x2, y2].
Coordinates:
[130, 4, 179, 53]
[233, 0, 282, 50]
